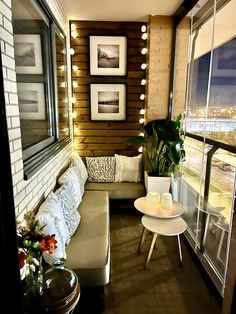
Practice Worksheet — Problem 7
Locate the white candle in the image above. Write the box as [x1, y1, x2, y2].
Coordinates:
[146, 191, 161, 206]
[161, 193, 173, 209]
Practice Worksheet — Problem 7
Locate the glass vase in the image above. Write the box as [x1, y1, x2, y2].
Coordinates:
[24, 255, 44, 302]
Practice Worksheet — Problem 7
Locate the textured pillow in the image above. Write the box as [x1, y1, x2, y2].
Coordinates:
[71, 152, 88, 184]
[35, 192, 69, 265]
[58, 166, 84, 200]
[86, 156, 115, 182]
[55, 184, 81, 238]
[115, 154, 143, 183]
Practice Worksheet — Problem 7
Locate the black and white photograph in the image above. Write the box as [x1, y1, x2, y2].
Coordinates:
[90, 36, 127, 76]
[98, 91, 119, 113]
[97, 45, 119, 68]
[14, 34, 43, 74]
[17, 83, 46, 120]
[90, 84, 126, 121]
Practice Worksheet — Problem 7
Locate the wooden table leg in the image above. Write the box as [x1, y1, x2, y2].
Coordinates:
[137, 226, 147, 253]
[177, 234, 183, 265]
[145, 233, 158, 268]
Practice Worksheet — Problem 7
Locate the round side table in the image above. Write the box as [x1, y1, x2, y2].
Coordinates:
[139, 215, 187, 268]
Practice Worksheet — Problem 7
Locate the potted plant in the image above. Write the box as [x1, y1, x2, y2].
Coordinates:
[124, 114, 185, 196]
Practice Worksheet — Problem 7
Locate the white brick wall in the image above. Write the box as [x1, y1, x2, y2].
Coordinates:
[0, 0, 72, 220]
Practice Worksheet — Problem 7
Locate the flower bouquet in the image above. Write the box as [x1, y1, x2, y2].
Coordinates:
[17, 213, 57, 300]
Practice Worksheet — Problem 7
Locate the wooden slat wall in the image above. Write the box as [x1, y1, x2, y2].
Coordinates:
[70, 21, 147, 157]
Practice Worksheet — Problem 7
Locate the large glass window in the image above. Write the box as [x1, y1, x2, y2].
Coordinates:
[12, 0, 69, 167]
[181, 0, 236, 296]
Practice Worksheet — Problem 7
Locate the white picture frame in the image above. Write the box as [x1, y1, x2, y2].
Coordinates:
[90, 83, 126, 121]
[17, 83, 46, 120]
[14, 34, 43, 74]
[89, 36, 127, 76]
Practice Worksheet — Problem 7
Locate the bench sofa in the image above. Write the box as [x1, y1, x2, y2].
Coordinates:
[36, 153, 145, 288]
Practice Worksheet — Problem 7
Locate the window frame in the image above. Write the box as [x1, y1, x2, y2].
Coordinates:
[13, 0, 71, 180]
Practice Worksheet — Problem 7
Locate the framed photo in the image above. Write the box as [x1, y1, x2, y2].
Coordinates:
[90, 83, 126, 121]
[17, 83, 46, 120]
[14, 34, 43, 74]
[212, 44, 236, 77]
[89, 36, 127, 76]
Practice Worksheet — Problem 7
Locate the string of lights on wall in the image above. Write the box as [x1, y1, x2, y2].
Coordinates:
[138, 24, 148, 152]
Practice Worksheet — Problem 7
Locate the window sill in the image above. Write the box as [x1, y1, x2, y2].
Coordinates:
[23, 137, 71, 180]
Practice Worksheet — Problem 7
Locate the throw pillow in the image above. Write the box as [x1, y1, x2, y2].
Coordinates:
[58, 166, 84, 201]
[55, 184, 81, 238]
[86, 156, 115, 182]
[114, 154, 143, 183]
[71, 152, 88, 184]
[35, 192, 69, 265]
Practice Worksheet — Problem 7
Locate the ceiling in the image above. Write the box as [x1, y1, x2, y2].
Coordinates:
[61, 0, 184, 22]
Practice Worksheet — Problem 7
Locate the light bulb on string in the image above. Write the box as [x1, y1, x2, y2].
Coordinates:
[71, 31, 78, 39]
[141, 25, 147, 32]
[72, 97, 76, 104]
[142, 33, 147, 40]
[72, 81, 78, 88]
[139, 132, 144, 137]
[71, 24, 76, 31]
[72, 65, 79, 71]
[138, 146, 143, 153]
[141, 48, 148, 55]
[70, 48, 75, 55]
[140, 109, 145, 115]
[141, 63, 147, 70]
[72, 112, 77, 119]
[141, 79, 146, 86]
[139, 118, 145, 124]
[140, 94, 145, 100]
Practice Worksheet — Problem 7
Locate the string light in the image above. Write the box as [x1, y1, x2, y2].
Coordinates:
[139, 118, 145, 124]
[72, 81, 78, 88]
[72, 65, 79, 71]
[140, 109, 145, 115]
[72, 112, 77, 119]
[71, 24, 76, 31]
[70, 48, 75, 55]
[139, 132, 144, 137]
[59, 65, 65, 71]
[138, 147, 143, 153]
[71, 31, 78, 39]
[141, 48, 147, 55]
[141, 25, 147, 32]
[141, 63, 147, 70]
[142, 33, 147, 40]
[140, 94, 145, 100]
[61, 82, 66, 88]
[141, 79, 146, 86]
[72, 97, 76, 104]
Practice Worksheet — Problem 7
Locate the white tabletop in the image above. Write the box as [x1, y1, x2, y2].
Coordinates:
[142, 215, 187, 236]
[134, 196, 184, 218]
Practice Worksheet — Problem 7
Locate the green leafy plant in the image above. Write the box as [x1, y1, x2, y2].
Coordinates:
[125, 114, 185, 177]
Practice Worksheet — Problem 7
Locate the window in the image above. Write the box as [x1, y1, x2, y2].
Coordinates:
[180, 0, 236, 296]
[12, 0, 70, 178]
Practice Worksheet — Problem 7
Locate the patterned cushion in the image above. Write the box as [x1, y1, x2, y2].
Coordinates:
[35, 192, 69, 265]
[55, 185, 81, 238]
[58, 166, 84, 201]
[86, 156, 115, 182]
[71, 152, 88, 184]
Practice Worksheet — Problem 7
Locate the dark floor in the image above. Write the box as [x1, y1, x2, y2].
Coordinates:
[74, 212, 222, 314]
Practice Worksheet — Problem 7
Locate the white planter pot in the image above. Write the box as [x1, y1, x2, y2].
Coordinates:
[144, 171, 171, 194]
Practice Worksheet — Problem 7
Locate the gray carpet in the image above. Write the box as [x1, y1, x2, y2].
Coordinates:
[76, 213, 222, 314]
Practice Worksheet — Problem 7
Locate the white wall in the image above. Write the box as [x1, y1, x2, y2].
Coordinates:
[0, 0, 72, 221]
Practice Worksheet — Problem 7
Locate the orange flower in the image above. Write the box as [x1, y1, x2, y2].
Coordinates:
[39, 235, 57, 255]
